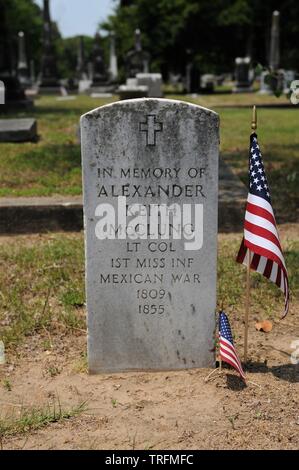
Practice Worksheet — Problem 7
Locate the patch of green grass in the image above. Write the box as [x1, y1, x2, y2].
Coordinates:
[171, 91, 290, 107]
[217, 234, 299, 316]
[0, 232, 297, 351]
[61, 288, 85, 308]
[0, 95, 116, 197]
[0, 400, 86, 439]
[217, 108, 299, 223]
[0, 95, 298, 221]
[0, 234, 85, 349]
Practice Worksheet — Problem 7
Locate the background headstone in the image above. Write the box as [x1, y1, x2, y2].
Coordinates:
[233, 57, 252, 93]
[117, 78, 148, 100]
[89, 33, 114, 93]
[136, 73, 163, 97]
[0, 1, 32, 110]
[200, 74, 216, 93]
[0, 118, 37, 142]
[81, 98, 219, 373]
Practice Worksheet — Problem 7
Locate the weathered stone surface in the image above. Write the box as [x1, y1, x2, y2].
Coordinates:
[81, 99, 219, 373]
[0, 118, 37, 142]
[81, 98, 219, 373]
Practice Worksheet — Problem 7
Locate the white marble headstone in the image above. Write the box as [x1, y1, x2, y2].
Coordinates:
[81, 98, 219, 373]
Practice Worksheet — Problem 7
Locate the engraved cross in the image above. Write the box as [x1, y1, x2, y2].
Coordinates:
[139, 114, 163, 146]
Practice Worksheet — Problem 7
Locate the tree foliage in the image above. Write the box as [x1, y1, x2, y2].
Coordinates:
[102, 0, 299, 78]
[2, 0, 298, 81]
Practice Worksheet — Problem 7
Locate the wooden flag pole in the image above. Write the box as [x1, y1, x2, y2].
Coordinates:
[244, 106, 257, 363]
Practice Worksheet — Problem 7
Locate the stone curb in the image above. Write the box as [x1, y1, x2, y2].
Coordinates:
[0, 161, 247, 234]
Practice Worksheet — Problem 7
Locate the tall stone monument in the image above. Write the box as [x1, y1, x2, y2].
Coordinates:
[17, 32, 30, 88]
[39, 0, 60, 94]
[108, 32, 118, 83]
[260, 11, 284, 95]
[81, 98, 219, 373]
[185, 49, 200, 94]
[125, 29, 150, 78]
[269, 10, 280, 71]
[76, 36, 87, 81]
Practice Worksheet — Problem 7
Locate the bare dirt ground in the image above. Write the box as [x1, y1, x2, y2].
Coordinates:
[0, 228, 298, 450]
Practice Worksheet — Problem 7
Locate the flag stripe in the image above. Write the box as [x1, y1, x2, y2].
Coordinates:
[236, 134, 289, 318]
[244, 239, 287, 275]
[244, 220, 282, 251]
[219, 312, 246, 381]
[245, 210, 278, 237]
[257, 255, 267, 274]
[244, 231, 286, 269]
[270, 262, 278, 283]
[220, 350, 241, 371]
[220, 349, 246, 380]
[248, 193, 275, 217]
[264, 259, 273, 279]
[246, 202, 276, 226]
[219, 340, 243, 371]
[251, 253, 260, 270]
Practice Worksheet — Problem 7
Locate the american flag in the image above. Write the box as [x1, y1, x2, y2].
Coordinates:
[219, 311, 246, 381]
[237, 133, 289, 318]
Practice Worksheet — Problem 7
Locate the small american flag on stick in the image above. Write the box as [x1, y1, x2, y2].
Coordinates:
[237, 133, 289, 317]
[219, 311, 246, 381]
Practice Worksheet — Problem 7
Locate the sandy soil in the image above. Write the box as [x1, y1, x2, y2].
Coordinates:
[0, 309, 298, 450]
[0, 227, 298, 450]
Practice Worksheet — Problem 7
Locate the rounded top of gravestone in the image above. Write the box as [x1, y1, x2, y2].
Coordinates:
[81, 97, 219, 123]
[235, 57, 250, 64]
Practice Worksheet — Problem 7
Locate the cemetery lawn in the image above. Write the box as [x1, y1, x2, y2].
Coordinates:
[0, 94, 298, 223]
[0, 226, 298, 450]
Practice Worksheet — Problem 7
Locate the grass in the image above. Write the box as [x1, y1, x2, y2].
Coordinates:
[0, 94, 298, 222]
[218, 107, 299, 223]
[218, 233, 299, 317]
[0, 234, 85, 348]
[0, 399, 86, 441]
[0, 232, 298, 351]
[0, 95, 116, 198]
